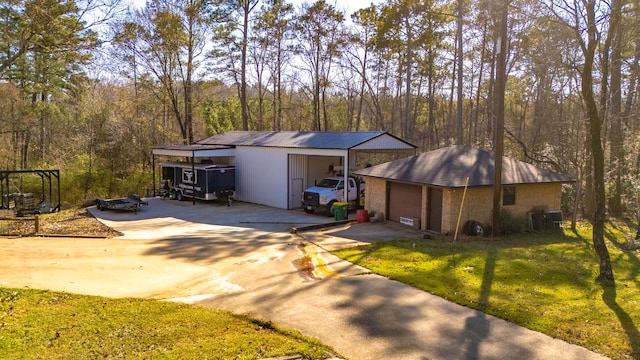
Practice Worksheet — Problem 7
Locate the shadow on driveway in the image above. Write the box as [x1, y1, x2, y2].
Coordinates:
[86, 197, 608, 360]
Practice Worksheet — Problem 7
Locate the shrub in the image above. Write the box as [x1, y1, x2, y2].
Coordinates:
[500, 209, 528, 235]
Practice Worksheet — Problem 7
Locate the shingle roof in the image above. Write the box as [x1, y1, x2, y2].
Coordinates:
[353, 145, 574, 187]
[196, 131, 414, 150]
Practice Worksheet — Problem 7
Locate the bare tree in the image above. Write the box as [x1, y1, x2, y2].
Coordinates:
[114, 0, 212, 144]
[252, 0, 294, 131]
[548, 0, 614, 282]
[292, 0, 346, 131]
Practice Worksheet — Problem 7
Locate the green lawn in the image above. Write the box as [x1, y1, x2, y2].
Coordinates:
[0, 288, 338, 360]
[332, 221, 640, 359]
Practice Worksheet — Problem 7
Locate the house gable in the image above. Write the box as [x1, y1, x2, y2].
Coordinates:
[196, 131, 416, 150]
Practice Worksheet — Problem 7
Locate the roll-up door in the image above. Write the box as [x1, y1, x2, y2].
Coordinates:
[388, 182, 422, 222]
[288, 154, 306, 209]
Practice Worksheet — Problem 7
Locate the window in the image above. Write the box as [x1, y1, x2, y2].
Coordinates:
[503, 186, 516, 206]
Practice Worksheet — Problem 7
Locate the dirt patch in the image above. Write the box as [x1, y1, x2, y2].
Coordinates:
[0, 208, 122, 238]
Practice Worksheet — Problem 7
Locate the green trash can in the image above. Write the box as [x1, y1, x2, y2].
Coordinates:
[333, 202, 348, 221]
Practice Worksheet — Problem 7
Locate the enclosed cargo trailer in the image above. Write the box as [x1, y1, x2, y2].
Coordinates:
[160, 162, 235, 203]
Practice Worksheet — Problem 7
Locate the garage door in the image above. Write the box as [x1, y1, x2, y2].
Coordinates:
[388, 182, 422, 222]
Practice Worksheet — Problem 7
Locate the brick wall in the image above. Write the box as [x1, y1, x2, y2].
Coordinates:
[443, 183, 563, 234]
[363, 177, 387, 218]
[362, 176, 564, 235]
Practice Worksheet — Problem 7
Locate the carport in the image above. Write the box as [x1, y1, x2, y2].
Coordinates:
[151, 144, 236, 204]
[0, 169, 61, 213]
[153, 131, 416, 209]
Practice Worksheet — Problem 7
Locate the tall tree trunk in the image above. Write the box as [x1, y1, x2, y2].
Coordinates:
[21, 130, 30, 169]
[240, 3, 252, 131]
[313, 42, 321, 131]
[456, 0, 464, 145]
[446, 54, 456, 146]
[492, 0, 508, 237]
[404, 19, 413, 140]
[272, 81, 278, 130]
[393, 61, 403, 136]
[608, 0, 624, 216]
[185, 26, 194, 144]
[427, 49, 436, 149]
[529, 74, 547, 150]
[473, 20, 488, 146]
[39, 94, 46, 161]
[274, 39, 283, 131]
[624, 16, 640, 118]
[486, 36, 497, 145]
[571, 168, 582, 230]
[356, 45, 368, 132]
[581, 0, 614, 283]
[322, 87, 329, 131]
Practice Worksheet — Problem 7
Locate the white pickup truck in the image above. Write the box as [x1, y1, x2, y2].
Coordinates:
[301, 176, 365, 216]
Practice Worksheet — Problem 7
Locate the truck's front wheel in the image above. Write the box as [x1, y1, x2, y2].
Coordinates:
[325, 201, 335, 217]
[303, 207, 314, 214]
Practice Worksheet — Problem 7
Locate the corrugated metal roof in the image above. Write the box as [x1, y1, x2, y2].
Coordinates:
[196, 131, 416, 150]
[353, 145, 574, 187]
[152, 144, 235, 157]
[159, 161, 234, 170]
[152, 144, 232, 151]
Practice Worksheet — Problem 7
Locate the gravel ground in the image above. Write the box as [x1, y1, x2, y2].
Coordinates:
[0, 208, 122, 238]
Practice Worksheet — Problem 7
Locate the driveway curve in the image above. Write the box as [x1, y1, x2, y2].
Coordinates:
[0, 198, 607, 360]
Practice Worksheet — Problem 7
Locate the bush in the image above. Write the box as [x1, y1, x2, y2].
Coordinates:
[57, 156, 153, 207]
[500, 209, 528, 235]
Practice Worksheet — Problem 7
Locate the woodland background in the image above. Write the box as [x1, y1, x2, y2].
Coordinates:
[0, 0, 639, 228]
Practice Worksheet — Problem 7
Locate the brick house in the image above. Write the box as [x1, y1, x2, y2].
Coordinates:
[354, 145, 574, 234]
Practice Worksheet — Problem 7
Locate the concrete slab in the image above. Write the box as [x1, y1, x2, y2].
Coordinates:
[298, 220, 424, 251]
[0, 197, 608, 360]
[91, 197, 337, 239]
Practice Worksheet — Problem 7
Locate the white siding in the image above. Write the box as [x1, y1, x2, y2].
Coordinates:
[233, 146, 358, 209]
[235, 147, 289, 208]
[289, 154, 307, 209]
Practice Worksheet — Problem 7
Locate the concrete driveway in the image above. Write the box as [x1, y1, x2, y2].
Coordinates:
[0, 198, 607, 360]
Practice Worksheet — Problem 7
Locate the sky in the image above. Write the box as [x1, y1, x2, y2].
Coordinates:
[304, 0, 381, 16]
[128, 0, 381, 17]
